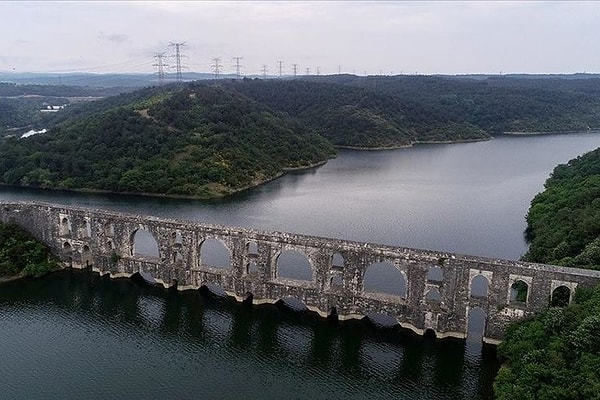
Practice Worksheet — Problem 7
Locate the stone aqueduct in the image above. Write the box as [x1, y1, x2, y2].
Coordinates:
[2, 201, 600, 343]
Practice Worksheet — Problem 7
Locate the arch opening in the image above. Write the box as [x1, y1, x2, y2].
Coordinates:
[172, 231, 183, 245]
[330, 274, 343, 290]
[365, 312, 399, 329]
[277, 297, 308, 312]
[246, 261, 259, 275]
[551, 286, 571, 308]
[83, 220, 91, 238]
[331, 253, 344, 270]
[363, 262, 407, 297]
[510, 280, 529, 303]
[173, 250, 184, 263]
[200, 238, 231, 269]
[200, 282, 228, 298]
[276, 250, 313, 281]
[425, 288, 442, 302]
[424, 328, 437, 339]
[59, 217, 70, 236]
[470, 275, 489, 298]
[63, 241, 72, 251]
[246, 241, 259, 256]
[82, 245, 92, 268]
[132, 228, 160, 259]
[427, 266, 443, 283]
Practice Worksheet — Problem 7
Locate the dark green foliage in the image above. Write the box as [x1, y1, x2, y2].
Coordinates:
[222, 79, 489, 148]
[0, 221, 59, 278]
[307, 75, 600, 134]
[0, 83, 335, 198]
[494, 286, 600, 400]
[523, 147, 600, 268]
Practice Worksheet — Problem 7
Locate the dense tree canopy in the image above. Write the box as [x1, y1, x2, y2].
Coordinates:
[523, 147, 600, 268]
[0, 221, 59, 278]
[0, 83, 335, 198]
[494, 285, 600, 400]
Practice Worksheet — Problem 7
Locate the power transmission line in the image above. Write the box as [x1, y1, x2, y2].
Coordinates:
[305, 67, 310, 76]
[261, 65, 268, 79]
[169, 42, 186, 83]
[232, 57, 243, 79]
[153, 52, 168, 84]
[292, 63, 298, 77]
[278, 60, 283, 78]
[211, 57, 222, 81]
[316, 66, 320, 76]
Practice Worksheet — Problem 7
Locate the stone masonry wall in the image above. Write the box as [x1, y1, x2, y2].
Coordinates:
[2, 201, 600, 342]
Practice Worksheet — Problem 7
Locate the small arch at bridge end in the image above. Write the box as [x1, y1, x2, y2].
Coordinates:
[470, 274, 489, 298]
[551, 285, 572, 307]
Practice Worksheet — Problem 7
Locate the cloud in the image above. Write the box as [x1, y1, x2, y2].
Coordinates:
[97, 31, 129, 43]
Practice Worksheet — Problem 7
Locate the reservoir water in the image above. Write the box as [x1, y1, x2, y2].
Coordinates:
[1, 132, 599, 399]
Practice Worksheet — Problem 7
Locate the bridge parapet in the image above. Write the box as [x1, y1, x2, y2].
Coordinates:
[2, 201, 600, 342]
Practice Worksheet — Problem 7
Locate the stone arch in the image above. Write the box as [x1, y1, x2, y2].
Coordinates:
[427, 265, 443, 283]
[59, 216, 70, 236]
[470, 275, 489, 298]
[82, 244, 92, 268]
[200, 238, 231, 268]
[131, 228, 160, 259]
[365, 312, 399, 328]
[172, 230, 183, 245]
[173, 250, 184, 263]
[246, 241, 259, 256]
[277, 297, 308, 312]
[62, 241, 72, 251]
[363, 261, 407, 297]
[246, 261, 259, 275]
[551, 285, 572, 307]
[83, 219, 92, 238]
[425, 288, 441, 302]
[331, 252, 344, 269]
[330, 273, 343, 290]
[105, 223, 115, 237]
[276, 250, 313, 281]
[424, 328, 437, 339]
[510, 280, 529, 303]
[467, 307, 486, 339]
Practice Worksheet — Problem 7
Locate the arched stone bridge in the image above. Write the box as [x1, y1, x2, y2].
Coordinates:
[2, 201, 600, 343]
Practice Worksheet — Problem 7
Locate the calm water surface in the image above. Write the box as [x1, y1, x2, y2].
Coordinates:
[1, 132, 600, 399]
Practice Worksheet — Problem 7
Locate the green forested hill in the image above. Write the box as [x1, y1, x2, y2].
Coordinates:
[306, 75, 600, 134]
[0, 83, 335, 198]
[222, 79, 489, 148]
[523, 147, 600, 268]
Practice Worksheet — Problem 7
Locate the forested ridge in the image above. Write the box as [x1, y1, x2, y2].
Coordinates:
[304, 75, 600, 134]
[0, 83, 335, 198]
[493, 146, 600, 398]
[523, 147, 600, 268]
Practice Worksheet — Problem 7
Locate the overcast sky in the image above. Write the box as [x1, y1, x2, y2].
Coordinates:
[2, 1, 599, 76]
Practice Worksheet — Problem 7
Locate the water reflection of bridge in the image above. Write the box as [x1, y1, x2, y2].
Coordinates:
[2, 201, 600, 343]
[55, 269, 497, 399]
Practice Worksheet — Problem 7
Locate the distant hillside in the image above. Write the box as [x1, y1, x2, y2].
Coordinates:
[304, 75, 600, 134]
[0, 83, 335, 199]
[222, 79, 489, 148]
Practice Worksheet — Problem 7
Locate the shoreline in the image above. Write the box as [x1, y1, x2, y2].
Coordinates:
[0, 272, 25, 284]
[336, 136, 491, 151]
[503, 129, 600, 136]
